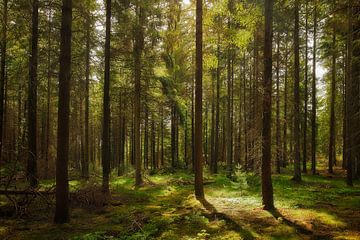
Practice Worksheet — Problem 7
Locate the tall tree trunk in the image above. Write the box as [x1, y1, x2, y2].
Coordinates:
[226, 48, 233, 178]
[134, 2, 145, 186]
[83, 12, 91, 179]
[212, 34, 220, 174]
[328, 0, 337, 174]
[54, 0, 72, 224]
[311, 0, 318, 175]
[275, 32, 281, 174]
[27, 0, 39, 187]
[303, 0, 309, 173]
[45, 6, 52, 180]
[0, 0, 8, 166]
[283, 41, 289, 168]
[194, 0, 204, 199]
[102, 0, 111, 194]
[261, 0, 274, 210]
[293, 0, 302, 182]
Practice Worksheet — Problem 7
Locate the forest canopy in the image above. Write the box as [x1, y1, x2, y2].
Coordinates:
[0, 0, 359, 239]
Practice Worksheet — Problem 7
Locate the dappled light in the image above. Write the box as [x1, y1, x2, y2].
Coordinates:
[0, 0, 360, 239]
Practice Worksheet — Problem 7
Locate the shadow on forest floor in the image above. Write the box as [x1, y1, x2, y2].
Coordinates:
[0, 166, 359, 240]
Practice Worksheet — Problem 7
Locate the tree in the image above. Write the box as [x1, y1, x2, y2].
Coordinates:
[27, 0, 39, 188]
[134, 1, 145, 187]
[194, 0, 204, 199]
[328, 0, 336, 174]
[293, 0, 302, 182]
[83, 8, 91, 180]
[261, 0, 274, 210]
[102, 0, 111, 195]
[54, 0, 72, 224]
[311, 0, 317, 175]
[275, 32, 281, 174]
[303, 0, 309, 173]
[0, 0, 8, 165]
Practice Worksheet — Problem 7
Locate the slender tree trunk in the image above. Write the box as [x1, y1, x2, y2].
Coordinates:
[54, 0, 72, 224]
[27, 0, 39, 187]
[261, 0, 274, 210]
[283, 40, 289, 168]
[210, 72, 215, 170]
[212, 34, 220, 174]
[84, 12, 91, 179]
[102, 0, 111, 194]
[194, 0, 204, 199]
[0, 0, 8, 166]
[45, 7, 52, 180]
[134, 2, 145, 186]
[171, 106, 176, 168]
[161, 107, 164, 166]
[311, 0, 317, 175]
[303, 0, 309, 173]
[275, 32, 281, 174]
[144, 107, 149, 169]
[226, 48, 233, 178]
[293, 0, 302, 182]
[185, 110, 188, 166]
[328, 0, 337, 174]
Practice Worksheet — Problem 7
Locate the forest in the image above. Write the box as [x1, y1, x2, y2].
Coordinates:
[0, 0, 359, 239]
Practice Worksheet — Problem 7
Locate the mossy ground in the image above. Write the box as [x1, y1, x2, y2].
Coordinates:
[1, 164, 359, 240]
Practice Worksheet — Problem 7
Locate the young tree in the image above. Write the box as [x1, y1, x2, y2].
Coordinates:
[54, 0, 72, 224]
[194, 0, 204, 199]
[261, 0, 274, 210]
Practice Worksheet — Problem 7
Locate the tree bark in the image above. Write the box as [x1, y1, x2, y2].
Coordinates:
[311, 0, 317, 175]
[102, 0, 111, 194]
[83, 11, 91, 179]
[275, 32, 281, 174]
[27, 0, 39, 187]
[134, 1, 145, 186]
[262, 0, 274, 210]
[293, 0, 302, 182]
[328, 1, 336, 174]
[303, 0, 309, 173]
[54, 0, 72, 224]
[194, 0, 204, 199]
[0, 0, 8, 166]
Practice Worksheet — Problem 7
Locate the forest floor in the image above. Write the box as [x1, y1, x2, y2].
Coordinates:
[0, 164, 360, 240]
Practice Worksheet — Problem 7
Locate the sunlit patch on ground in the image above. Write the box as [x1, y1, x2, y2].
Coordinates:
[0, 167, 359, 239]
